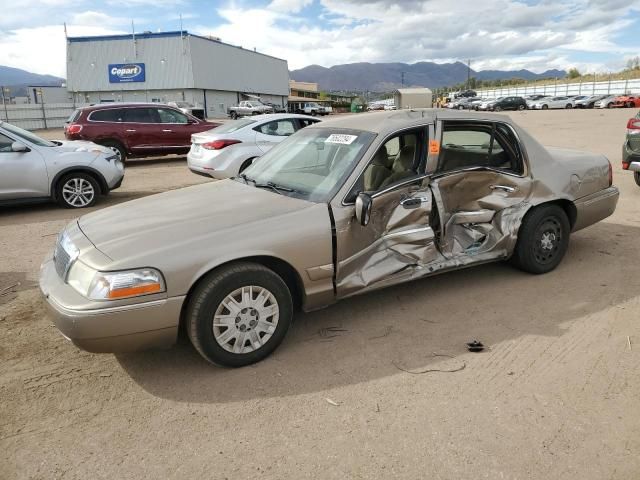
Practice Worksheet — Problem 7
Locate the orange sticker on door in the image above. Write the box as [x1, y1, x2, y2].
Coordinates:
[429, 140, 440, 154]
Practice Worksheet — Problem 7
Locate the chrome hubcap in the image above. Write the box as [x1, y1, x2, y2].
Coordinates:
[62, 178, 95, 207]
[213, 286, 279, 354]
[540, 232, 556, 250]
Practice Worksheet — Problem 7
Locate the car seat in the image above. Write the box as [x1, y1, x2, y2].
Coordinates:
[364, 146, 393, 191]
[379, 145, 415, 188]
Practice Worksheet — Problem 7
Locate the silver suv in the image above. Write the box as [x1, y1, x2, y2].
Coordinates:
[0, 122, 124, 208]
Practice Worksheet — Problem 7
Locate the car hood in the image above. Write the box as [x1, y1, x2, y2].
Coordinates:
[52, 140, 112, 154]
[78, 180, 314, 260]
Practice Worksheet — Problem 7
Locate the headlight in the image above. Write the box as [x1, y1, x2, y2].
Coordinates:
[67, 262, 166, 300]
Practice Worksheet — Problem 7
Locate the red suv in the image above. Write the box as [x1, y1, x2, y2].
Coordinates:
[65, 103, 220, 162]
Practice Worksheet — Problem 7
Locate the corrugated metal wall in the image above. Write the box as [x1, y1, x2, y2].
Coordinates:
[0, 103, 85, 130]
[189, 36, 289, 96]
[67, 35, 194, 92]
[474, 78, 640, 98]
[67, 33, 289, 99]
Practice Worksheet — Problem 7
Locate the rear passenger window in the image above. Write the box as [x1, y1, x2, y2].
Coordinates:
[0, 133, 14, 152]
[255, 120, 296, 136]
[297, 119, 318, 129]
[124, 108, 159, 123]
[438, 122, 523, 175]
[89, 109, 123, 122]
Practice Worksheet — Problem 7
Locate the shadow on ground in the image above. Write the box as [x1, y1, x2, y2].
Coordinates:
[116, 221, 635, 404]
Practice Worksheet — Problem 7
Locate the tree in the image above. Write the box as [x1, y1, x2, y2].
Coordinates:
[567, 68, 581, 79]
[626, 57, 640, 71]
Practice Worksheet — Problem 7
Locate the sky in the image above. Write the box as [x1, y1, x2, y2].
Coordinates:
[0, 0, 639, 78]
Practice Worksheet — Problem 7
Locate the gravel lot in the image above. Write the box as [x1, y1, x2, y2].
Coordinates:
[1, 109, 639, 479]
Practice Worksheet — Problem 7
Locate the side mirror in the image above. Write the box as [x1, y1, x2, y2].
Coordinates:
[355, 192, 373, 226]
[11, 142, 30, 153]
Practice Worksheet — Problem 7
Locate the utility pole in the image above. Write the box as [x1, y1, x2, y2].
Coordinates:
[401, 71, 405, 87]
[1, 86, 8, 121]
[467, 59, 471, 90]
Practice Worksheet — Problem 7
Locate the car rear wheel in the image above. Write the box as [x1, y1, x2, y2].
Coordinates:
[56, 172, 100, 209]
[494, 106, 502, 112]
[100, 140, 127, 163]
[230, 112, 238, 120]
[239, 157, 255, 174]
[565, 104, 573, 109]
[634, 172, 640, 187]
[511, 204, 570, 274]
[542, 104, 548, 110]
[607, 103, 613, 108]
[518, 104, 526, 110]
[186, 262, 293, 367]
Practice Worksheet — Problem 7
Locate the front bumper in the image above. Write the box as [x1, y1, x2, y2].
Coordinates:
[572, 186, 620, 232]
[39, 258, 183, 353]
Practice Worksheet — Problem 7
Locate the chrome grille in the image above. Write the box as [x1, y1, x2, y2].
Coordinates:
[54, 240, 72, 279]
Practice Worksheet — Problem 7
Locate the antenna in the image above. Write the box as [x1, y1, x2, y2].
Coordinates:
[63, 22, 68, 39]
[180, 14, 184, 36]
[132, 20, 137, 58]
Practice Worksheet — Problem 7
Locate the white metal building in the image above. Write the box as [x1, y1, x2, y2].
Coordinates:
[393, 88, 433, 109]
[66, 31, 290, 118]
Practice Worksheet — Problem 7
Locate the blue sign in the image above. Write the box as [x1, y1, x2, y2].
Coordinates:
[108, 63, 145, 83]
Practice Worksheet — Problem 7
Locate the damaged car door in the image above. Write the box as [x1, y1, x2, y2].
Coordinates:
[429, 120, 531, 260]
[333, 126, 442, 297]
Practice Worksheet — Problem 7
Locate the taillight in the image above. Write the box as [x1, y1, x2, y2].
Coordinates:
[626, 118, 640, 131]
[202, 139, 241, 150]
[67, 124, 82, 134]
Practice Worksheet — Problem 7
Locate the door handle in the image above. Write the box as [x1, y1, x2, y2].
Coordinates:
[490, 185, 517, 193]
[125, 129, 136, 132]
[162, 129, 173, 132]
[400, 196, 429, 209]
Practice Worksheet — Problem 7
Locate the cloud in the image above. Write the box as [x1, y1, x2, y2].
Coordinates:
[0, 24, 126, 77]
[268, 0, 313, 13]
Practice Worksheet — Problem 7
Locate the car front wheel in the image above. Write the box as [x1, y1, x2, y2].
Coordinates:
[511, 204, 570, 274]
[542, 104, 548, 110]
[56, 172, 100, 209]
[230, 112, 238, 120]
[518, 104, 526, 110]
[186, 262, 293, 367]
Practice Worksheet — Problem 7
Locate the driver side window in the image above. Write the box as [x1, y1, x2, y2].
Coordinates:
[360, 129, 422, 193]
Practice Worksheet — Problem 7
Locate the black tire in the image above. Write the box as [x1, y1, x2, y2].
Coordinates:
[607, 103, 613, 108]
[627, 102, 634, 108]
[230, 111, 238, 120]
[100, 139, 127, 162]
[186, 262, 294, 367]
[494, 106, 502, 112]
[542, 104, 549, 110]
[239, 157, 255, 173]
[55, 172, 100, 209]
[565, 104, 573, 109]
[634, 171, 640, 187]
[518, 104, 526, 111]
[511, 204, 570, 274]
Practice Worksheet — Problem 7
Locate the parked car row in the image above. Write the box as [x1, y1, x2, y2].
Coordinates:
[445, 93, 640, 111]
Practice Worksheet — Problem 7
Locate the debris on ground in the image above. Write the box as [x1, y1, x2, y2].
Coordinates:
[325, 398, 340, 406]
[466, 340, 484, 352]
[393, 353, 466, 375]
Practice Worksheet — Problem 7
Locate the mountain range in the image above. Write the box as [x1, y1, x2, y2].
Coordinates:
[0, 65, 64, 97]
[290, 61, 566, 92]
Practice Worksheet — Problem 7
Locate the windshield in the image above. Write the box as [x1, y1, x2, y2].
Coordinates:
[240, 127, 375, 202]
[1, 122, 55, 147]
[210, 118, 256, 134]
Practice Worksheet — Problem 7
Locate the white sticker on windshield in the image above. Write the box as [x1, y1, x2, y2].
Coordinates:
[325, 134, 358, 145]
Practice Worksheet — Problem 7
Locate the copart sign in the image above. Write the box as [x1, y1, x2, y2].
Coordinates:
[108, 63, 146, 83]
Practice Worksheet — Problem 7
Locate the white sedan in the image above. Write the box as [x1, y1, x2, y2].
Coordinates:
[529, 96, 575, 110]
[188, 114, 320, 179]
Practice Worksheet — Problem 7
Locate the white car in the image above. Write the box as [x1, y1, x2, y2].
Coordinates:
[187, 114, 320, 179]
[476, 97, 502, 111]
[529, 96, 575, 110]
[0, 121, 124, 208]
[594, 95, 617, 109]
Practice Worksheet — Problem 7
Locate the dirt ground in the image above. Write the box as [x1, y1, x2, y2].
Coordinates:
[1, 109, 639, 479]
